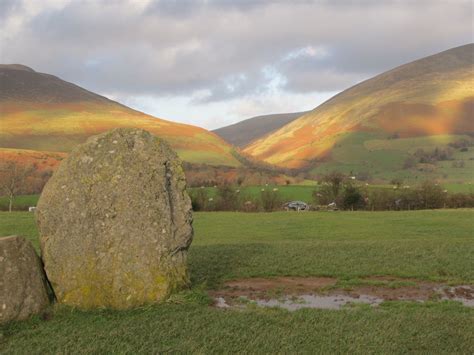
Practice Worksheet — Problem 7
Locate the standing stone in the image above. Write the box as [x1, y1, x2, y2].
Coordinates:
[36, 128, 193, 309]
[0, 236, 50, 324]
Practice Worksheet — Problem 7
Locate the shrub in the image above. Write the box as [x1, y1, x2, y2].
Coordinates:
[452, 160, 465, 168]
[413, 147, 454, 164]
[356, 171, 372, 181]
[342, 184, 365, 210]
[449, 139, 472, 150]
[403, 156, 417, 169]
[446, 193, 474, 208]
[416, 181, 446, 209]
[190, 188, 210, 211]
[216, 184, 240, 211]
[260, 189, 283, 212]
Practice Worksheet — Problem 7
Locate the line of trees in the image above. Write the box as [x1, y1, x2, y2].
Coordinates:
[190, 185, 284, 212]
[190, 172, 474, 212]
[2, 161, 473, 213]
[312, 172, 474, 211]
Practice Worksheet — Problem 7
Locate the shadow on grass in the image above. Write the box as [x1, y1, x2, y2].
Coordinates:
[188, 243, 271, 289]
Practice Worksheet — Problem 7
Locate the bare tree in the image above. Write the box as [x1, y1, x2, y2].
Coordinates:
[323, 171, 346, 199]
[0, 162, 34, 212]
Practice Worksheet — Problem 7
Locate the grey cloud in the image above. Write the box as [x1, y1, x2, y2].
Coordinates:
[1, 0, 472, 100]
[145, 0, 262, 18]
[0, 0, 22, 22]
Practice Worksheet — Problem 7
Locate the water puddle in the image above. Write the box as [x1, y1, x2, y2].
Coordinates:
[216, 294, 384, 311]
[211, 277, 474, 311]
[439, 286, 474, 307]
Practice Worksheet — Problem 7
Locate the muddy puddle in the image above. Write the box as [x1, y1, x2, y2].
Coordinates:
[210, 277, 474, 311]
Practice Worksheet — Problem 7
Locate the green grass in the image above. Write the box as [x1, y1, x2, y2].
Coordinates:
[0, 195, 39, 211]
[443, 182, 474, 193]
[178, 149, 241, 166]
[1, 210, 473, 353]
[310, 132, 474, 183]
[190, 185, 318, 203]
[2, 302, 472, 353]
[364, 134, 471, 152]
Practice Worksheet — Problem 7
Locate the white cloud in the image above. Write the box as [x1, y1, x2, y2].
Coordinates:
[113, 89, 336, 130]
[283, 45, 329, 61]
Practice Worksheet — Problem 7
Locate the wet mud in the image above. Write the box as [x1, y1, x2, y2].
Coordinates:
[211, 276, 474, 311]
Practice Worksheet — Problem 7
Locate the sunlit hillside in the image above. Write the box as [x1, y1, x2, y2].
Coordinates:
[244, 44, 474, 181]
[0, 65, 241, 167]
[0, 148, 66, 172]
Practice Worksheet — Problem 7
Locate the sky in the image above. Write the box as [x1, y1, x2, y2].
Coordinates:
[1, 0, 472, 129]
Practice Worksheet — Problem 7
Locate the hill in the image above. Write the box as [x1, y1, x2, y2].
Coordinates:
[213, 111, 308, 147]
[0, 64, 241, 167]
[244, 44, 474, 182]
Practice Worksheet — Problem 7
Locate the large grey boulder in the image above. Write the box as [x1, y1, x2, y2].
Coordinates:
[0, 236, 50, 324]
[36, 128, 193, 309]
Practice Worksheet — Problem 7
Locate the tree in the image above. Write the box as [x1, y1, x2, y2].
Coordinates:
[0, 162, 34, 212]
[342, 184, 365, 210]
[313, 184, 336, 206]
[323, 171, 346, 198]
[313, 172, 351, 207]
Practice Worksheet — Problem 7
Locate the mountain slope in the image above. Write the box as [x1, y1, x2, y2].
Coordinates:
[213, 111, 308, 147]
[244, 44, 474, 180]
[0, 64, 241, 167]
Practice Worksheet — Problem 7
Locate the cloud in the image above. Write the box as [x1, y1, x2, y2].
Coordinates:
[0, 0, 22, 22]
[0, 0, 472, 128]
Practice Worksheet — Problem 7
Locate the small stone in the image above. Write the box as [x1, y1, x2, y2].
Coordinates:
[0, 236, 50, 324]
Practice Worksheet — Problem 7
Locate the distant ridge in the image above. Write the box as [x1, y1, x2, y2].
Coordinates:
[0, 64, 36, 72]
[213, 111, 309, 148]
[0, 65, 242, 167]
[243, 44, 474, 182]
[0, 64, 119, 105]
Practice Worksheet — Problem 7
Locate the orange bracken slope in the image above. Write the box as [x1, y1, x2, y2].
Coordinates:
[244, 44, 474, 169]
[0, 65, 241, 167]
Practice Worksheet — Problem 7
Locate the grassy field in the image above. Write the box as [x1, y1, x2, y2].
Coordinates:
[310, 133, 474, 183]
[1, 210, 473, 353]
[190, 185, 318, 203]
[0, 195, 40, 211]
